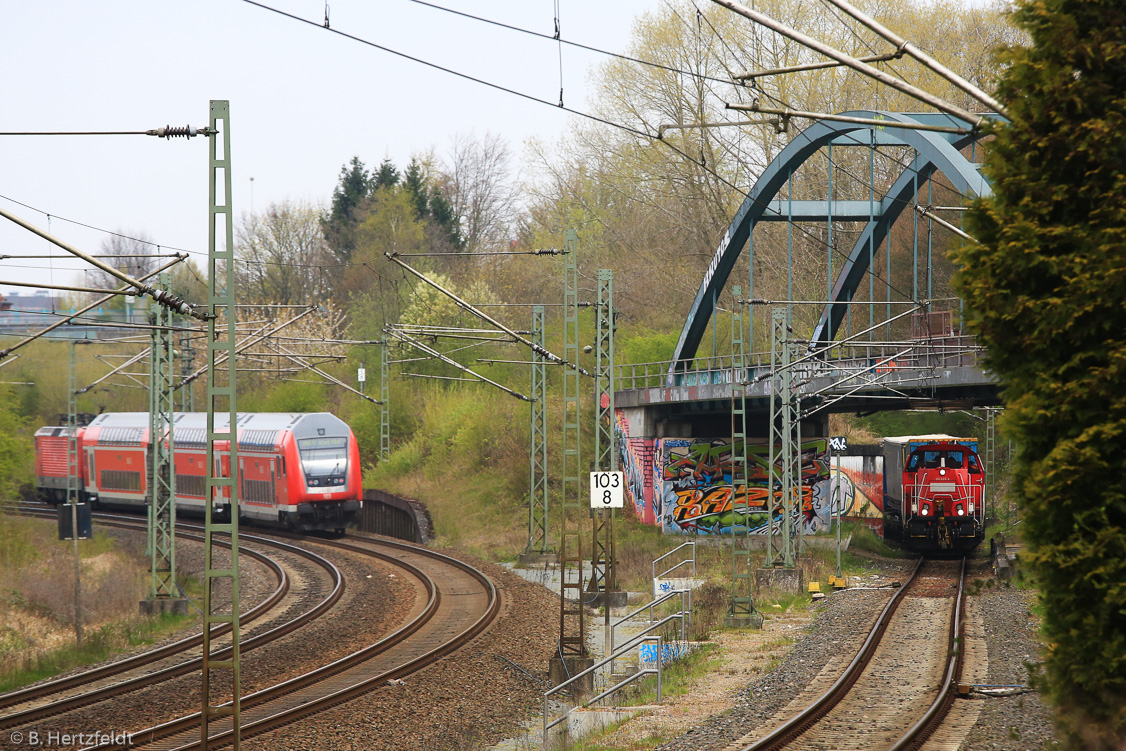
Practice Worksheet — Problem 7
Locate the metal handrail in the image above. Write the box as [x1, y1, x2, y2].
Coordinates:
[652, 541, 696, 581]
[544, 635, 663, 735]
[610, 589, 689, 651]
[612, 337, 984, 391]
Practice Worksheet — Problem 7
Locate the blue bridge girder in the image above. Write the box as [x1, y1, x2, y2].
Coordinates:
[669, 110, 996, 382]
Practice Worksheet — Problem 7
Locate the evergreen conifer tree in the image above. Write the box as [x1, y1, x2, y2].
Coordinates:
[956, 0, 1126, 746]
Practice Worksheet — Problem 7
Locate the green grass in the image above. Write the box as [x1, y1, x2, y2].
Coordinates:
[0, 609, 198, 694]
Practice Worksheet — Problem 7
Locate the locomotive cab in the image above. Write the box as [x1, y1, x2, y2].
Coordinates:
[902, 442, 984, 550]
[283, 414, 362, 533]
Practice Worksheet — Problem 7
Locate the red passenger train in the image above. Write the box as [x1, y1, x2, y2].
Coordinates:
[34, 412, 362, 533]
[882, 435, 985, 552]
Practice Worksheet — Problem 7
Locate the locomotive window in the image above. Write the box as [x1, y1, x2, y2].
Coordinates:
[946, 451, 964, 469]
[968, 455, 982, 474]
[907, 453, 922, 471]
[923, 451, 941, 468]
[298, 437, 347, 478]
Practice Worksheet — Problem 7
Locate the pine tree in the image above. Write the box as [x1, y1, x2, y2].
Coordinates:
[373, 158, 400, 191]
[323, 156, 370, 263]
[956, 0, 1126, 746]
[403, 158, 430, 220]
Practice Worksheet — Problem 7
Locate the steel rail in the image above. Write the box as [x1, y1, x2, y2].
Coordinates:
[84, 531, 499, 750]
[739, 558, 967, 751]
[888, 557, 968, 751]
[739, 558, 926, 750]
[0, 509, 339, 727]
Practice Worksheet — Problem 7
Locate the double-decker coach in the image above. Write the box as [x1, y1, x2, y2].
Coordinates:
[35, 411, 362, 534]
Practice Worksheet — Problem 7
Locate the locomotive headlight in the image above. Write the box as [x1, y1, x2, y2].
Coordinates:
[921, 507, 929, 516]
[957, 507, 965, 516]
[940, 469, 946, 476]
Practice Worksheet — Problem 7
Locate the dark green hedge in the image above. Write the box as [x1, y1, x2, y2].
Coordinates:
[955, 0, 1126, 746]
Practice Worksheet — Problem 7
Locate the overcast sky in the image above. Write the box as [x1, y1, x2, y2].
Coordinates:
[0, 0, 654, 297]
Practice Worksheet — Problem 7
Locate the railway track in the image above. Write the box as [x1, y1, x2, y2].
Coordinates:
[2, 508, 501, 750]
[2, 507, 342, 729]
[83, 531, 500, 751]
[731, 558, 966, 751]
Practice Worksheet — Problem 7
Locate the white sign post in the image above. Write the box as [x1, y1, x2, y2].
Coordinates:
[589, 471, 624, 508]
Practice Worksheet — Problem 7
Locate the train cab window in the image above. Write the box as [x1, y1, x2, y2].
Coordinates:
[968, 454, 982, 474]
[298, 437, 347, 484]
[923, 451, 941, 469]
[946, 451, 964, 469]
[907, 453, 922, 472]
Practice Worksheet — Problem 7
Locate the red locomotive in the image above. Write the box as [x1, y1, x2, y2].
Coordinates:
[882, 435, 985, 552]
[34, 412, 362, 533]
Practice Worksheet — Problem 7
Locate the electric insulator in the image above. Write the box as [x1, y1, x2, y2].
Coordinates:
[156, 125, 198, 139]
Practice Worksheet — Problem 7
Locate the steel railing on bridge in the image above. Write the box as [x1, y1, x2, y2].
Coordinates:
[614, 335, 984, 392]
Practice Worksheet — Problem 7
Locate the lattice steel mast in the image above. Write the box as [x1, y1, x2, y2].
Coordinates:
[201, 100, 241, 750]
[558, 229, 586, 659]
[589, 270, 619, 634]
[729, 285, 754, 617]
[148, 273, 177, 600]
[526, 305, 549, 555]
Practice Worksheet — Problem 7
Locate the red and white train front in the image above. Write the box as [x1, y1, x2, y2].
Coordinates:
[259, 413, 363, 532]
[901, 442, 985, 550]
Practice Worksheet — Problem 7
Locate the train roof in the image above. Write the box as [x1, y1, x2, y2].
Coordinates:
[80, 412, 351, 449]
[34, 425, 78, 437]
[882, 434, 975, 445]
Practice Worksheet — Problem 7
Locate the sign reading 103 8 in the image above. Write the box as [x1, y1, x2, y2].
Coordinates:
[589, 471, 624, 508]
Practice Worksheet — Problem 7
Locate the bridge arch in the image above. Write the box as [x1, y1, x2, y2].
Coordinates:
[669, 110, 992, 378]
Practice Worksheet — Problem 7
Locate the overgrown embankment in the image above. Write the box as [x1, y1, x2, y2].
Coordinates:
[0, 515, 194, 692]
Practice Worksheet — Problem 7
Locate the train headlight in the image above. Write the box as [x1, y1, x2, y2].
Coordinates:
[940, 469, 946, 476]
[921, 507, 929, 516]
[310, 479, 320, 486]
[957, 507, 965, 516]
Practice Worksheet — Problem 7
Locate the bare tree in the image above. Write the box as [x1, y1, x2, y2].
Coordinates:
[85, 231, 160, 290]
[438, 132, 518, 254]
[236, 200, 332, 305]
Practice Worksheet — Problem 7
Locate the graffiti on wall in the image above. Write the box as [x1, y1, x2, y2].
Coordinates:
[660, 437, 854, 536]
[616, 410, 657, 525]
[613, 409, 888, 536]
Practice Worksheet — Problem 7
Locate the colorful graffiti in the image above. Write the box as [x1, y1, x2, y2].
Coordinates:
[659, 437, 834, 536]
[616, 410, 657, 525]
[613, 409, 888, 536]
